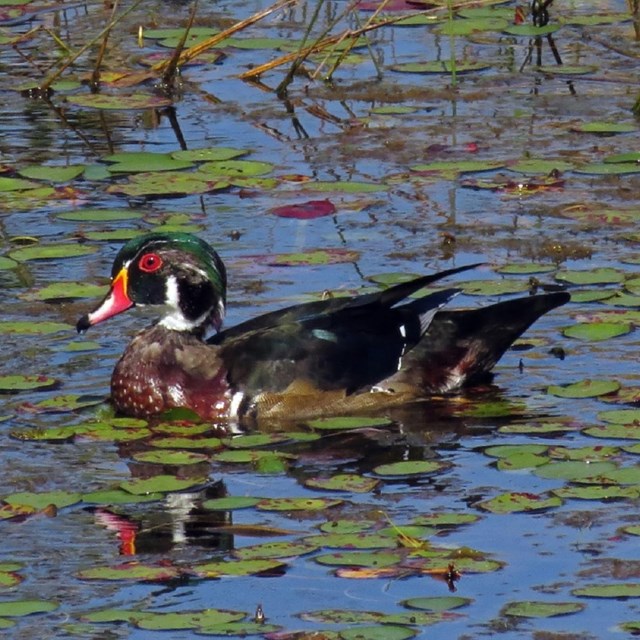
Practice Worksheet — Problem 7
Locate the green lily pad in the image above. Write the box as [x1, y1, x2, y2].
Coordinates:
[598, 408, 640, 425]
[233, 540, 318, 560]
[253, 249, 361, 267]
[555, 268, 624, 285]
[222, 433, 290, 448]
[256, 497, 343, 511]
[319, 520, 377, 534]
[120, 475, 207, 495]
[306, 416, 393, 430]
[20, 282, 108, 302]
[390, 60, 492, 74]
[575, 162, 640, 175]
[410, 160, 504, 175]
[584, 424, 640, 440]
[502, 601, 585, 618]
[503, 24, 561, 36]
[563, 322, 631, 341]
[103, 152, 194, 173]
[149, 436, 222, 449]
[534, 461, 616, 481]
[0, 571, 22, 588]
[0, 600, 58, 617]
[306, 532, 398, 550]
[106, 171, 229, 197]
[0, 375, 58, 393]
[572, 583, 640, 598]
[77, 562, 182, 581]
[0, 176, 42, 191]
[0, 256, 18, 270]
[192, 558, 286, 578]
[82, 489, 164, 504]
[553, 485, 639, 500]
[412, 512, 480, 527]
[8, 244, 97, 262]
[572, 121, 637, 134]
[302, 181, 387, 193]
[495, 262, 556, 275]
[372, 460, 447, 477]
[4, 491, 81, 510]
[56, 208, 146, 222]
[476, 492, 562, 514]
[435, 17, 508, 35]
[304, 474, 380, 493]
[331, 623, 417, 639]
[201, 496, 261, 510]
[172, 147, 249, 162]
[131, 450, 210, 465]
[19, 165, 85, 182]
[548, 445, 618, 462]
[314, 551, 402, 568]
[0, 321, 71, 335]
[401, 596, 472, 612]
[198, 159, 273, 177]
[457, 279, 530, 296]
[66, 93, 173, 110]
[547, 379, 620, 398]
[604, 151, 640, 164]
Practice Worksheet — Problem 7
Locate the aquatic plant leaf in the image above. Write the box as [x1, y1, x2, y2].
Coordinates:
[572, 121, 637, 134]
[373, 460, 447, 477]
[304, 474, 380, 493]
[435, 17, 508, 35]
[495, 263, 556, 275]
[584, 424, 640, 440]
[201, 496, 260, 510]
[0, 600, 58, 617]
[502, 601, 584, 618]
[270, 199, 337, 219]
[0, 375, 58, 392]
[172, 147, 249, 161]
[548, 445, 618, 462]
[401, 596, 472, 611]
[476, 492, 562, 513]
[536, 65, 598, 75]
[0, 619, 14, 629]
[306, 416, 392, 430]
[572, 583, 640, 598]
[103, 152, 194, 174]
[412, 513, 480, 527]
[252, 249, 361, 267]
[0, 256, 18, 270]
[198, 621, 282, 635]
[503, 24, 561, 35]
[106, 171, 229, 197]
[563, 322, 631, 341]
[82, 489, 163, 504]
[233, 540, 319, 560]
[310, 532, 399, 550]
[553, 485, 639, 500]
[8, 244, 97, 261]
[319, 519, 377, 534]
[77, 562, 182, 581]
[547, 379, 620, 398]
[149, 436, 223, 449]
[4, 491, 81, 510]
[20, 282, 108, 302]
[484, 444, 548, 458]
[135, 609, 245, 631]
[622, 525, 640, 536]
[533, 461, 616, 481]
[0, 572, 21, 589]
[314, 551, 402, 567]
[256, 497, 343, 511]
[390, 61, 492, 74]
[198, 159, 273, 177]
[575, 162, 640, 175]
[302, 181, 387, 193]
[562, 13, 632, 25]
[556, 268, 624, 285]
[0, 503, 37, 520]
[222, 433, 290, 448]
[120, 475, 207, 495]
[57, 208, 146, 222]
[131, 450, 209, 465]
[66, 94, 173, 110]
[456, 279, 530, 296]
[19, 165, 85, 182]
[192, 558, 286, 577]
[410, 160, 503, 175]
[597, 409, 640, 425]
[0, 176, 41, 191]
[604, 151, 640, 164]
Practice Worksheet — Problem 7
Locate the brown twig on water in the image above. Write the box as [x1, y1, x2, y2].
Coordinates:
[160, 0, 199, 92]
[90, 0, 120, 91]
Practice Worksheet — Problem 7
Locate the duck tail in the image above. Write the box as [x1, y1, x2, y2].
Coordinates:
[383, 291, 569, 394]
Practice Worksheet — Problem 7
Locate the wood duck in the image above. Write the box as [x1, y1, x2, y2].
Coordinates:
[77, 232, 569, 426]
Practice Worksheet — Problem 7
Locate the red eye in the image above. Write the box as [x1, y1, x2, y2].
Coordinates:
[138, 253, 163, 273]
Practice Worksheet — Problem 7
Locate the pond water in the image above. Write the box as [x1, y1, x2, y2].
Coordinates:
[1, 0, 640, 637]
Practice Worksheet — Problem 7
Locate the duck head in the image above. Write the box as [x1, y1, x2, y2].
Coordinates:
[77, 232, 227, 334]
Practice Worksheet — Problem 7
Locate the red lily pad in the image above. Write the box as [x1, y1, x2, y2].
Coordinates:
[270, 199, 337, 219]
